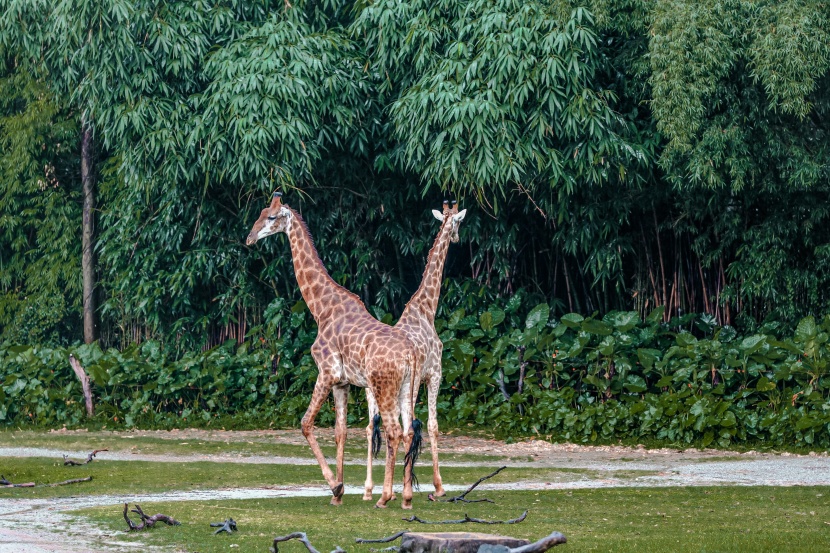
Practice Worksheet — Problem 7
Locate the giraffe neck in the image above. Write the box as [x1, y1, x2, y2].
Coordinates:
[286, 208, 362, 322]
[401, 220, 452, 324]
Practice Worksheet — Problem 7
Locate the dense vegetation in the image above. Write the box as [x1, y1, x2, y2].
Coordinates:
[3, 292, 829, 449]
[0, 1, 828, 444]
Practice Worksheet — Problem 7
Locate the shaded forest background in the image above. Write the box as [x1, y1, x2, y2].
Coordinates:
[1, 0, 829, 351]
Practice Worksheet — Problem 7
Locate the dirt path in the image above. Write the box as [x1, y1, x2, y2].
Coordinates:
[1, 430, 828, 553]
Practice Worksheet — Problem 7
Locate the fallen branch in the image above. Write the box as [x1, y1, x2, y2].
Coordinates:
[369, 547, 399, 552]
[508, 532, 567, 553]
[123, 503, 180, 531]
[1, 475, 91, 488]
[45, 476, 93, 487]
[211, 518, 238, 534]
[355, 530, 409, 544]
[402, 510, 528, 525]
[429, 466, 507, 503]
[271, 532, 344, 553]
[0, 475, 35, 488]
[64, 449, 107, 466]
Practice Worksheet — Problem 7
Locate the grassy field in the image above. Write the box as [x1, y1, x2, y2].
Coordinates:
[0, 456, 642, 499]
[74, 486, 830, 553]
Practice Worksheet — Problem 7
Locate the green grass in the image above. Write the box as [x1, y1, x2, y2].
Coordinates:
[0, 457, 636, 499]
[74, 486, 830, 553]
[0, 430, 505, 463]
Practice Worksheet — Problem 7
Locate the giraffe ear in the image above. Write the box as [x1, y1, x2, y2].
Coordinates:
[432, 209, 444, 222]
[453, 209, 467, 222]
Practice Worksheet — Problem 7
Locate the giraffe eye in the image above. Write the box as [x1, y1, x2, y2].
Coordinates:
[267, 215, 277, 221]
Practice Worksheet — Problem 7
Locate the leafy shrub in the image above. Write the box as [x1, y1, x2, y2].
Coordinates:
[2, 296, 829, 449]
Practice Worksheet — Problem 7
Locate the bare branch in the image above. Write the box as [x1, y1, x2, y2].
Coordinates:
[64, 449, 107, 466]
[271, 532, 344, 553]
[0, 475, 35, 487]
[402, 510, 528, 525]
[355, 530, 409, 544]
[429, 466, 507, 503]
[123, 503, 180, 531]
[46, 476, 93, 487]
[211, 518, 238, 534]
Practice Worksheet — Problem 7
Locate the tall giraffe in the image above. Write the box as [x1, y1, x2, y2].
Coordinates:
[246, 192, 421, 509]
[363, 200, 466, 500]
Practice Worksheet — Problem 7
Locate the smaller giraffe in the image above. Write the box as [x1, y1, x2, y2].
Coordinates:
[363, 200, 466, 500]
[246, 192, 421, 509]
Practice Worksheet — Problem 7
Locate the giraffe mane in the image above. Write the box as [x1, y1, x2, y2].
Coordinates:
[402, 217, 451, 314]
[289, 207, 366, 308]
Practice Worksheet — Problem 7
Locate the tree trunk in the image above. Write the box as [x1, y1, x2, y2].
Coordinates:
[81, 121, 98, 344]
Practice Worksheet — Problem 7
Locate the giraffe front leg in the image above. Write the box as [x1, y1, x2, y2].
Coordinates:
[364, 389, 378, 501]
[300, 376, 339, 499]
[331, 384, 349, 506]
[427, 373, 445, 497]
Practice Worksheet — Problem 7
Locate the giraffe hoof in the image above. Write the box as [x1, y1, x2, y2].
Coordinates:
[362, 492, 373, 501]
[375, 500, 388, 509]
[432, 488, 446, 498]
[331, 483, 344, 498]
[402, 501, 413, 510]
[330, 496, 343, 506]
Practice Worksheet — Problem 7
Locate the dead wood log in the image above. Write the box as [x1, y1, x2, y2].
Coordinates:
[211, 518, 238, 534]
[501, 532, 566, 553]
[0, 475, 35, 487]
[46, 476, 93, 487]
[271, 532, 345, 553]
[402, 511, 528, 526]
[400, 532, 529, 553]
[1, 475, 91, 487]
[123, 503, 180, 531]
[64, 449, 107, 466]
[429, 467, 507, 503]
[69, 354, 95, 417]
[357, 531, 565, 553]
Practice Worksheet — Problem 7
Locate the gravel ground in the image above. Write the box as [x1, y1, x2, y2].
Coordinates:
[1, 431, 828, 552]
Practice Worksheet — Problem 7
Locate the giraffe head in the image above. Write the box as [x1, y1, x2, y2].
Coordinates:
[431, 200, 467, 243]
[245, 191, 294, 245]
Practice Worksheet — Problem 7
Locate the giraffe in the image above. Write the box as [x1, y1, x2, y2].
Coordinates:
[362, 200, 467, 501]
[245, 192, 421, 509]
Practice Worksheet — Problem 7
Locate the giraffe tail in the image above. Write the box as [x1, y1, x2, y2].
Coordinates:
[371, 413, 382, 459]
[404, 418, 423, 489]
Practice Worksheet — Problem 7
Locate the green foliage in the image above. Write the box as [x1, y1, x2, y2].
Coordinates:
[4, 296, 829, 450]
[1, 0, 830, 348]
[0, 54, 81, 344]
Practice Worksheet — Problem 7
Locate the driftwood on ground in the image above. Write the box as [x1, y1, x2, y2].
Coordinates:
[402, 511, 528, 525]
[69, 354, 95, 417]
[123, 503, 181, 531]
[211, 518, 238, 534]
[46, 476, 93, 487]
[64, 449, 107, 466]
[271, 532, 345, 553]
[0, 475, 35, 487]
[356, 531, 410, 544]
[1, 474, 91, 488]
[429, 467, 507, 503]
[354, 529, 566, 553]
